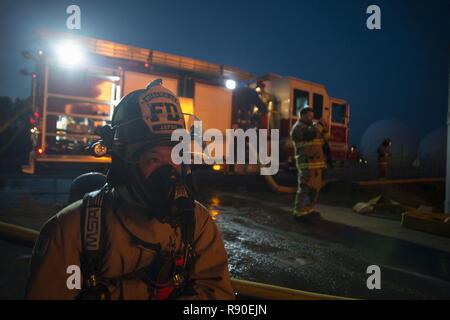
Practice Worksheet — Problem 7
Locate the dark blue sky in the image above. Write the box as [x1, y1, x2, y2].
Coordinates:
[0, 0, 449, 144]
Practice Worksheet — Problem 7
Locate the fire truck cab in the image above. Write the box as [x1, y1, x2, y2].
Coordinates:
[255, 74, 350, 170]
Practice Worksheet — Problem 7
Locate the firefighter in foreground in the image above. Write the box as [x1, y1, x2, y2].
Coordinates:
[25, 80, 234, 300]
[291, 107, 328, 219]
[377, 139, 391, 179]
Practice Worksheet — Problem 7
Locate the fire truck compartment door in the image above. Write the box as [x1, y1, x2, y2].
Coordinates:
[123, 71, 178, 96]
[194, 83, 232, 133]
[194, 83, 232, 162]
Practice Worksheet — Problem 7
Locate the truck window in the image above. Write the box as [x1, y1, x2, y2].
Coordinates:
[292, 89, 309, 116]
[312, 93, 323, 119]
[331, 103, 346, 124]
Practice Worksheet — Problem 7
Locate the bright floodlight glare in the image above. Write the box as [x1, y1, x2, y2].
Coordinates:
[57, 41, 83, 66]
[225, 79, 236, 90]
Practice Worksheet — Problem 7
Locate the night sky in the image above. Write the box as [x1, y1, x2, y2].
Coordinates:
[0, 0, 449, 145]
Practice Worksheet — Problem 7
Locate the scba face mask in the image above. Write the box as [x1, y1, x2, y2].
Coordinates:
[129, 163, 195, 223]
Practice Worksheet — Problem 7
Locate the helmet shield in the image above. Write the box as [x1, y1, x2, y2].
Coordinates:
[112, 82, 185, 148]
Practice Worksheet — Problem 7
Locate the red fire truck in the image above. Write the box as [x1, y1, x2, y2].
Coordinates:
[257, 74, 349, 166]
[22, 30, 349, 190]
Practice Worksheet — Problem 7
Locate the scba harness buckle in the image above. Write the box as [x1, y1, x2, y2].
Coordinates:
[148, 255, 189, 300]
[76, 275, 111, 300]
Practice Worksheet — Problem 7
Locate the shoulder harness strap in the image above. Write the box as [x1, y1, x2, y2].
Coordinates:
[79, 185, 108, 287]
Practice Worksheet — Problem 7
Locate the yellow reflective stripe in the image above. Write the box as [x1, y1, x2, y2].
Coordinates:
[297, 161, 326, 169]
[308, 162, 326, 169]
[293, 208, 314, 216]
[294, 139, 324, 148]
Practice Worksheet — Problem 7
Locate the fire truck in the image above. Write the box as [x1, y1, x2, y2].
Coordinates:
[22, 30, 349, 189]
[256, 74, 349, 166]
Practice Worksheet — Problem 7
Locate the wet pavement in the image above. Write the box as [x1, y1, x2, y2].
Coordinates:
[195, 183, 450, 299]
[1, 173, 450, 299]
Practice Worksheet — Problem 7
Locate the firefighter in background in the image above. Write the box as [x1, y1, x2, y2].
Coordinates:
[347, 145, 358, 162]
[231, 84, 269, 174]
[256, 81, 271, 117]
[233, 83, 268, 130]
[347, 144, 368, 166]
[319, 122, 333, 170]
[291, 107, 328, 219]
[377, 139, 392, 179]
[25, 79, 234, 300]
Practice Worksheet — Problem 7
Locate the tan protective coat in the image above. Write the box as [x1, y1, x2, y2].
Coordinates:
[25, 195, 234, 300]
